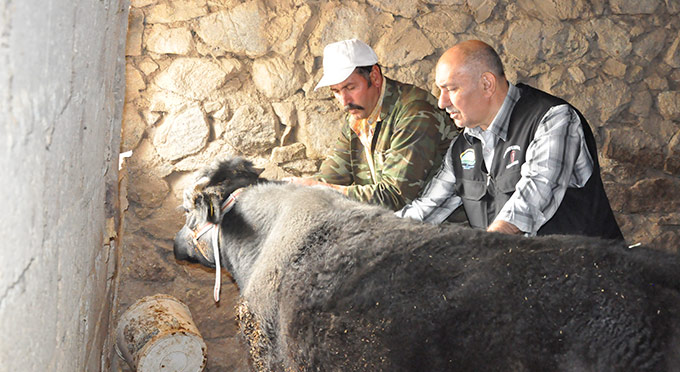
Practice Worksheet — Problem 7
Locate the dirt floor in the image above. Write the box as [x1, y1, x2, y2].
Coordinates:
[111, 236, 253, 372]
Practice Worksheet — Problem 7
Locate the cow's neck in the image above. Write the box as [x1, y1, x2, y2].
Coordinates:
[221, 183, 330, 298]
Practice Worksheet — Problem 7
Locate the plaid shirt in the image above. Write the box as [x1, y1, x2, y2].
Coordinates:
[396, 83, 594, 236]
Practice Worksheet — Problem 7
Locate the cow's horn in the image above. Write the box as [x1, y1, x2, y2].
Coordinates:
[182, 176, 211, 210]
[193, 176, 210, 191]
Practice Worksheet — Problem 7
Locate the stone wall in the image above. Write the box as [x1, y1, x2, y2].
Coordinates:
[0, 0, 128, 371]
[118, 0, 680, 370]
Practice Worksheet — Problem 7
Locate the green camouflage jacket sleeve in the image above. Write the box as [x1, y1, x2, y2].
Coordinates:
[316, 78, 457, 211]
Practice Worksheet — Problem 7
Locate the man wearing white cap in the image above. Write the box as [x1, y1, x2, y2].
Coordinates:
[290, 39, 456, 211]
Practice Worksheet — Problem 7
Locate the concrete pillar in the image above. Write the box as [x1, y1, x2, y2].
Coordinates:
[0, 0, 128, 371]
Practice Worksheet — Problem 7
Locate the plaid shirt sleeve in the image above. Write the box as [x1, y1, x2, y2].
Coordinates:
[395, 142, 463, 223]
[495, 104, 594, 235]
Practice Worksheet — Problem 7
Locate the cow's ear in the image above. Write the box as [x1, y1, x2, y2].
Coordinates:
[252, 166, 264, 176]
[241, 161, 263, 177]
[194, 176, 210, 190]
[207, 200, 215, 220]
[183, 176, 210, 210]
[230, 158, 258, 177]
[207, 194, 223, 223]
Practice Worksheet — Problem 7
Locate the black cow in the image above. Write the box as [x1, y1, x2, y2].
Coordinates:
[173, 157, 680, 372]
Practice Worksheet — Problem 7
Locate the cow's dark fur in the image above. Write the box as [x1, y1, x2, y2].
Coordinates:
[174, 157, 680, 372]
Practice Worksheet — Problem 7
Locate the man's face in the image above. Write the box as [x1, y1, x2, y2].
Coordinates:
[329, 69, 380, 120]
[435, 60, 489, 130]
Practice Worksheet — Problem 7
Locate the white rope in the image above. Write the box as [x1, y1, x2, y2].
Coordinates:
[212, 226, 221, 302]
[206, 189, 242, 303]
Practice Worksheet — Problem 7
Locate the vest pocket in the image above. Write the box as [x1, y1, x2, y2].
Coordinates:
[459, 178, 487, 201]
[495, 170, 522, 194]
[458, 178, 487, 229]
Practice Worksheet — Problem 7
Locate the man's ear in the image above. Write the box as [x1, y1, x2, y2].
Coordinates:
[370, 65, 382, 87]
[481, 72, 496, 97]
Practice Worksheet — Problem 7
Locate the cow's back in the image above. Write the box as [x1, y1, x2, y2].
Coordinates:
[272, 214, 680, 372]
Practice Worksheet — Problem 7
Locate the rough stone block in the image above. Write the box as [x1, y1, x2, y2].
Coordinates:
[603, 58, 627, 78]
[153, 104, 209, 161]
[270, 143, 307, 164]
[517, 0, 590, 20]
[272, 101, 297, 127]
[418, 9, 472, 34]
[126, 8, 144, 56]
[624, 178, 680, 213]
[127, 169, 170, 209]
[145, 0, 208, 23]
[138, 57, 159, 76]
[309, 2, 390, 56]
[121, 236, 176, 282]
[252, 55, 306, 99]
[368, 0, 420, 18]
[271, 4, 313, 57]
[140, 195, 187, 239]
[173, 140, 239, 172]
[603, 127, 665, 169]
[280, 159, 320, 176]
[541, 24, 589, 62]
[610, 0, 661, 14]
[128, 139, 174, 178]
[145, 25, 193, 55]
[422, 0, 465, 3]
[645, 73, 669, 91]
[125, 64, 146, 102]
[466, 0, 496, 22]
[567, 66, 587, 84]
[634, 29, 667, 62]
[505, 19, 542, 61]
[629, 89, 653, 118]
[130, 0, 157, 7]
[122, 103, 146, 152]
[374, 19, 434, 68]
[664, 34, 680, 68]
[296, 99, 345, 159]
[657, 91, 680, 120]
[589, 80, 632, 123]
[665, 130, 680, 175]
[154, 58, 228, 101]
[225, 104, 278, 155]
[592, 19, 632, 58]
[195, 1, 271, 58]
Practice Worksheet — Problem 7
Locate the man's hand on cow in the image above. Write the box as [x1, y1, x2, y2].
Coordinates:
[285, 177, 348, 195]
[487, 220, 522, 235]
[285, 177, 324, 187]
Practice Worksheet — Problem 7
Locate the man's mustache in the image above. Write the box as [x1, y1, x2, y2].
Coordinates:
[344, 103, 365, 112]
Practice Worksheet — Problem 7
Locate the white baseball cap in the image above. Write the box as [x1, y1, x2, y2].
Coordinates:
[314, 39, 379, 91]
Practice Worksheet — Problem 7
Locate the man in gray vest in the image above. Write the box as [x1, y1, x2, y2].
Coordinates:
[397, 40, 623, 240]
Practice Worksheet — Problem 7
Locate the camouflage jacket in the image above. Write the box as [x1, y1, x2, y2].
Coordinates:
[316, 78, 457, 210]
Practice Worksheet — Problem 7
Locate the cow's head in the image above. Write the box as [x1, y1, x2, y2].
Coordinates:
[173, 157, 263, 267]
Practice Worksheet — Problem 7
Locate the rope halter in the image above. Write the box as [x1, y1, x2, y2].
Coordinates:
[191, 188, 243, 302]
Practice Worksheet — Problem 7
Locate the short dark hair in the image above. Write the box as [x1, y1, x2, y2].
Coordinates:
[353, 64, 381, 87]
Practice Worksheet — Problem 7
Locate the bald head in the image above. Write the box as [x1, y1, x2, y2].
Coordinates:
[438, 40, 505, 80]
[435, 40, 509, 130]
